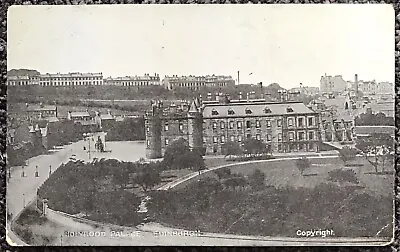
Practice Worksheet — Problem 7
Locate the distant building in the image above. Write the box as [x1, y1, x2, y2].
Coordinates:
[354, 125, 395, 140]
[94, 110, 116, 131]
[145, 94, 322, 158]
[67, 111, 92, 123]
[26, 103, 58, 121]
[289, 85, 319, 96]
[39, 72, 103, 86]
[162, 75, 235, 90]
[103, 73, 160, 86]
[320, 74, 347, 93]
[7, 75, 40, 86]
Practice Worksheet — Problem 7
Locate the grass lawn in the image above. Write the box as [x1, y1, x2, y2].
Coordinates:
[225, 157, 394, 197]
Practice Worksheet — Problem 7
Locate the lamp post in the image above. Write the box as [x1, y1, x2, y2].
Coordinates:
[22, 193, 25, 208]
[49, 165, 52, 177]
[83, 133, 92, 160]
[21, 165, 25, 178]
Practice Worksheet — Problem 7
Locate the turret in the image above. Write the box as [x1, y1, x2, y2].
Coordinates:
[145, 100, 163, 159]
[188, 97, 204, 155]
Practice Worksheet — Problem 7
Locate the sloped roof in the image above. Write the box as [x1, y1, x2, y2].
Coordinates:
[100, 114, 114, 120]
[69, 111, 91, 117]
[355, 126, 395, 136]
[27, 105, 57, 112]
[202, 101, 316, 118]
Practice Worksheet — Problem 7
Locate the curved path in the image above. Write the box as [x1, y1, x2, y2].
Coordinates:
[7, 147, 391, 246]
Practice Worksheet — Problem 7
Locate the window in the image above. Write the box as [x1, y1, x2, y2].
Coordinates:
[264, 107, 272, 114]
[237, 121, 243, 129]
[298, 132, 305, 141]
[256, 134, 261, 140]
[256, 120, 261, 128]
[220, 121, 225, 129]
[179, 122, 184, 132]
[245, 108, 252, 114]
[212, 122, 217, 129]
[146, 126, 150, 133]
[267, 134, 272, 141]
[289, 132, 295, 141]
[278, 133, 282, 142]
[165, 138, 169, 146]
[229, 121, 235, 129]
[230, 135, 235, 142]
[308, 117, 314, 126]
[288, 118, 294, 127]
[203, 137, 207, 143]
[146, 140, 150, 147]
[298, 118, 304, 127]
[266, 120, 271, 128]
[238, 135, 243, 142]
[212, 109, 219, 116]
[246, 121, 251, 129]
[228, 109, 235, 115]
[164, 123, 169, 131]
[213, 136, 218, 143]
[277, 119, 282, 127]
[221, 135, 225, 143]
[309, 131, 314, 140]
[287, 107, 294, 113]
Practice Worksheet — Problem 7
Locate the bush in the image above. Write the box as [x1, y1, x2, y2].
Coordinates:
[327, 169, 359, 184]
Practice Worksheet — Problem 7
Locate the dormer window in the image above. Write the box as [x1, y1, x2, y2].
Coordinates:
[228, 108, 235, 115]
[264, 107, 272, 114]
[245, 108, 252, 114]
[287, 107, 294, 113]
[212, 109, 219, 116]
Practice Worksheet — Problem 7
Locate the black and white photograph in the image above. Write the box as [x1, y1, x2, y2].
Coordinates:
[6, 4, 395, 246]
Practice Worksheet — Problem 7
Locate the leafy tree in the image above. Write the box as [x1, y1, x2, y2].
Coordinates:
[249, 169, 265, 190]
[214, 167, 232, 180]
[134, 167, 161, 192]
[242, 138, 267, 155]
[355, 112, 394, 126]
[295, 157, 311, 176]
[338, 146, 358, 165]
[355, 133, 394, 173]
[162, 138, 205, 171]
[221, 141, 243, 157]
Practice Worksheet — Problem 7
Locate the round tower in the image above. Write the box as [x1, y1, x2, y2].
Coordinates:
[145, 100, 162, 159]
[188, 97, 204, 155]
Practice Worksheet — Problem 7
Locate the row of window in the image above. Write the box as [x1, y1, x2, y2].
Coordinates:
[41, 77, 102, 81]
[208, 131, 315, 144]
[210, 117, 314, 130]
[39, 81, 103, 86]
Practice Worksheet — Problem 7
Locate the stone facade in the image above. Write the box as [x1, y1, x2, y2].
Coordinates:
[145, 96, 322, 158]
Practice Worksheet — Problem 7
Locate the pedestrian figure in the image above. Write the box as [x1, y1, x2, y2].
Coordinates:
[35, 165, 39, 177]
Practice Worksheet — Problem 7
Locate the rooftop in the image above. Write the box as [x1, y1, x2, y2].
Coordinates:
[69, 111, 91, 117]
[27, 105, 57, 112]
[202, 101, 316, 118]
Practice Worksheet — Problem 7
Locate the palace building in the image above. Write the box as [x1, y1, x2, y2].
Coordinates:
[162, 75, 235, 90]
[103, 73, 160, 86]
[145, 94, 322, 158]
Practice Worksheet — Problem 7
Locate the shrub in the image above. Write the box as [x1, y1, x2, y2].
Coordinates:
[295, 157, 311, 176]
[327, 169, 359, 184]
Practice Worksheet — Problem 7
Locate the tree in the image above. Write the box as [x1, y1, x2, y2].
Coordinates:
[134, 167, 161, 192]
[355, 133, 394, 173]
[214, 167, 232, 180]
[242, 138, 267, 155]
[338, 146, 358, 166]
[221, 141, 243, 157]
[355, 112, 394, 126]
[162, 138, 205, 171]
[249, 169, 265, 190]
[296, 157, 311, 176]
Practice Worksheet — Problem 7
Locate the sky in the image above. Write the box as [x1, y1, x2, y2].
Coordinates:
[8, 4, 394, 89]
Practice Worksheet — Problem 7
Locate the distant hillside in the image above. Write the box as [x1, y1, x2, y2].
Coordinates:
[8, 69, 40, 76]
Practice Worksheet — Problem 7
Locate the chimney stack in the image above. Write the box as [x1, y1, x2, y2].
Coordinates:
[355, 74, 359, 93]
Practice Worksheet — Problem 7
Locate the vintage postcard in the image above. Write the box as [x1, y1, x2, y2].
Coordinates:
[6, 4, 395, 246]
